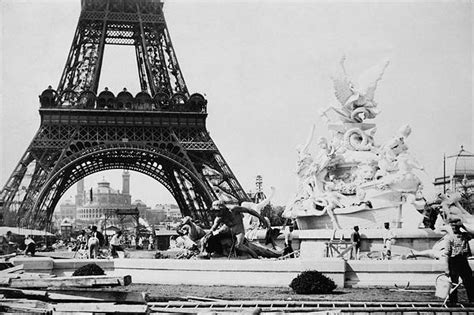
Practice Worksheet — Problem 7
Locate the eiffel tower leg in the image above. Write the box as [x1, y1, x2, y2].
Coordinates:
[0, 152, 34, 226]
[16, 159, 52, 228]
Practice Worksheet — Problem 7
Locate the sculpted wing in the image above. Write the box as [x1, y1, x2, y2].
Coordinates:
[356, 59, 390, 101]
[332, 75, 353, 106]
[331, 56, 353, 106]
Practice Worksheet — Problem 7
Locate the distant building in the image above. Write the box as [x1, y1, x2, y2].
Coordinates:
[57, 198, 76, 221]
[76, 172, 132, 228]
[55, 171, 132, 230]
[146, 204, 181, 225]
[55, 170, 181, 230]
[60, 218, 73, 239]
[433, 146, 474, 211]
[132, 199, 151, 221]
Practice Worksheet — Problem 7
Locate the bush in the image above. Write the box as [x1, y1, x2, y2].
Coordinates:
[289, 270, 336, 294]
[72, 263, 105, 277]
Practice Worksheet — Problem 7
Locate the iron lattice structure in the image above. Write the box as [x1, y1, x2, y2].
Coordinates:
[0, 0, 249, 229]
[252, 175, 267, 204]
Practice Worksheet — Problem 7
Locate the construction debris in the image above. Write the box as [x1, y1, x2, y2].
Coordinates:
[9, 274, 132, 289]
[0, 259, 146, 314]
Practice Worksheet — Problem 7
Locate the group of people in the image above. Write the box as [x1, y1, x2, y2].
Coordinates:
[75, 226, 106, 259]
[75, 226, 128, 259]
[347, 222, 394, 261]
[0, 231, 36, 257]
[349, 219, 473, 306]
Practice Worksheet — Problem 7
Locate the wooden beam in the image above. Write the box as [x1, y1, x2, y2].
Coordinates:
[0, 253, 17, 260]
[0, 264, 24, 275]
[0, 299, 51, 313]
[9, 275, 132, 289]
[0, 287, 147, 304]
[47, 288, 147, 303]
[0, 287, 48, 300]
[53, 302, 148, 314]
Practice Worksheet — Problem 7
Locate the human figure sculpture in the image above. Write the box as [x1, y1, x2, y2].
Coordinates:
[440, 192, 472, 224]
[407, 229, 449, 260]
[206, 200, 269, 259]
[308, 137, 341, 193]
[296, 125, 316, 195]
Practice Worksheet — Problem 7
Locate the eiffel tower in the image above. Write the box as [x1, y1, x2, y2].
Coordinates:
[0, 0, 249, 229]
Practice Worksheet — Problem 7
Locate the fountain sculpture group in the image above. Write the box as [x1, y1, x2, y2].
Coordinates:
[284, 57, 473, 240]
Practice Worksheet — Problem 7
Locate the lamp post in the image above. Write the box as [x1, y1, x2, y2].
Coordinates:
[443, 154, 446, 194]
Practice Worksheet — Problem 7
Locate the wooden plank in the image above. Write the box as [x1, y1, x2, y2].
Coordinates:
[0, 287, 145, 303]
[53, 302, 148, 314]
[337, 244, 355, 258]
[185, 295, 227, 302]
[47, 288, 147, 303]
[15, 273, 56, 279]
[0, 277, 12, 287]
[0, 264, 23, 275]
[0, 287, 48, 300]
[0, 299, 51, 313]
[0, 287, 102, 302]
[9, 274, 132, 288]
[0, 253, 17, 260]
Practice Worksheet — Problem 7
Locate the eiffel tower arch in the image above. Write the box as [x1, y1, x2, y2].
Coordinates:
[0, 0, 249, 229]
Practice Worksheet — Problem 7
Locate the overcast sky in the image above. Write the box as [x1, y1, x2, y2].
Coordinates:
[1, 0, 473, 209]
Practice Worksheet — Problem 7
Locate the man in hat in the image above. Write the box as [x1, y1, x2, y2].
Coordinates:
[443, 217, 474, 306]
[207, 200, 269, 259]
[350, 225, 361, 260]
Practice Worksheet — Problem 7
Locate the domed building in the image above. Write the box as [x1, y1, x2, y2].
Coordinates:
[54, 171, 135, 231]
[76, 172, 132, 225]
[434, 145, 474, 211]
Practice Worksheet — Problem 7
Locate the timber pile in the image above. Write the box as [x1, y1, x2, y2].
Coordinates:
[0, 263, 148, 314]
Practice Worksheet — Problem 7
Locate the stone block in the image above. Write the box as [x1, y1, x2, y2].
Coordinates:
[11, 257, 53, 272]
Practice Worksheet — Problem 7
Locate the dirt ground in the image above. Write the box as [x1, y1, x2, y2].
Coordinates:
[37, 250, 470, 304]
[117, 284, 471, 304]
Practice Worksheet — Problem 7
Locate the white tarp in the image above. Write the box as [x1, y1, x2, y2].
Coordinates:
[0, 226, 54, 237]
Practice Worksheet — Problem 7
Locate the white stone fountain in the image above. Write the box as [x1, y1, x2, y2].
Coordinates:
[285, 57, 430, 232]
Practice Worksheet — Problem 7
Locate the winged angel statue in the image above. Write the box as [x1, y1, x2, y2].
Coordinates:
[322, 56, 390, 124]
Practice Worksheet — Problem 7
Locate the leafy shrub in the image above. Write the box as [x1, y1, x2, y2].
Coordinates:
[72, 263, 105, 276]
[289, 270, 336, 294]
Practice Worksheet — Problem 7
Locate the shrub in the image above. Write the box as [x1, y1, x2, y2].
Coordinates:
[289, 270, 337, 294]
[72, 263, 105, 276]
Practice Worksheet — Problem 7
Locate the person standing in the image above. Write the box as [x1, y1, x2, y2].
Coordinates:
[24, 235, 36, 256]
[76, 230, 87, 250]
[148, 234, 154, 250]
[1, 231, 14, 255]
[350, 226, 361, 260]
[137, 236, 144, 249]
[382, 222, 395, 260]
[443, 218, 474, 306]
[88, 226, 103, 259]
[109, 231, 124, 258]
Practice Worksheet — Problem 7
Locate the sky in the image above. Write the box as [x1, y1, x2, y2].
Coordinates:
[0, 0, 473, 210]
